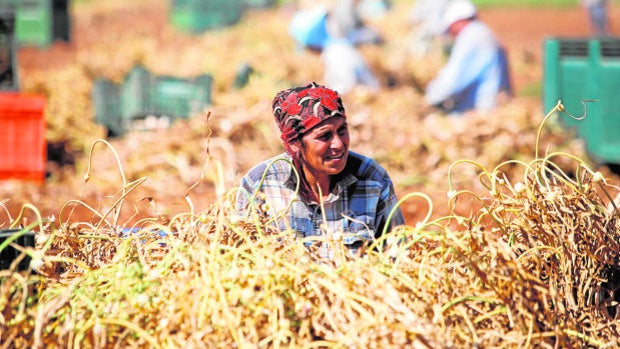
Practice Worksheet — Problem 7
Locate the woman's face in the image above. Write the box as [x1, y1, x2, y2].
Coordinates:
[297, 117, 350, 179]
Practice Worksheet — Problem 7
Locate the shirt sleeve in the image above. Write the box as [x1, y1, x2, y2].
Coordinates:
[235, 173, 255, 217]
[235, 161, 270, 217]
[375, 175, 405, 238]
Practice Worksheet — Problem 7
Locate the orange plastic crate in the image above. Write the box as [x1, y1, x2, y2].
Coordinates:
[0, 93, 47, 182]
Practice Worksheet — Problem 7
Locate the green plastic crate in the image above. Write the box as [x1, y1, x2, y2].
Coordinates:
[120, 65, 150, 121]
[92, 66, 213, 136]
[92, 79, 123, 137]
[149, 74, 213, 119]
[244, 0, 276, 8]
[170, 0, 245, 33]
[0, 0, 70, 47]
[543, 37, 620, 164]
[15, 0, 51, 47]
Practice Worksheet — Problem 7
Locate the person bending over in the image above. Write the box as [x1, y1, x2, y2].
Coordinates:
[424, 0, 512, 115]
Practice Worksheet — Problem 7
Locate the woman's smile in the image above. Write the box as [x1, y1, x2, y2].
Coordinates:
[299, 117, 350, 177]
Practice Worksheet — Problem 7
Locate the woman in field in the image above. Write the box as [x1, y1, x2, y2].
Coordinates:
[235, 82, 405, 258]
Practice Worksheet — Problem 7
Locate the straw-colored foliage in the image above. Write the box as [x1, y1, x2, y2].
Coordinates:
[2, 1, 620, 348]
[1, 102, 620, 348]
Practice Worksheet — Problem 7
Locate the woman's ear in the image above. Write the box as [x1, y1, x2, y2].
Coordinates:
[284, 139, 303, 159]
[289, 139, 301, 154]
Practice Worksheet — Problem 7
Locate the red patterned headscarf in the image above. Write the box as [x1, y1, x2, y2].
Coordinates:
[273, 82, 346, 154]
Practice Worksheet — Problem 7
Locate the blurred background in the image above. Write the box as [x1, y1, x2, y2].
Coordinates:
[0, 0, 619, 227]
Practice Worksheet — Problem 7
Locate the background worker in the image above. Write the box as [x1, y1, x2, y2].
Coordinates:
[235, 82, 405, 258]
[424, 0, 512, 115]
[407, 0, 450, 58]
[321, 0, 381, 94]
[320, 36, 380, 95]
[326, 0, 384, 46]
[289, 0, 384, 94]
[582, 0, 610, 36]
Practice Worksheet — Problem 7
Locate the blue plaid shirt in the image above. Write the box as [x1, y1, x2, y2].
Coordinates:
[235, 151, 405, 252]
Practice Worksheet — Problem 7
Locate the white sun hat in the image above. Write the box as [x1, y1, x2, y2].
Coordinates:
[441, 0, 477, 33]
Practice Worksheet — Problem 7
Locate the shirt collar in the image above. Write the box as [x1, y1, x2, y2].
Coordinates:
[283, 152, 359, 198]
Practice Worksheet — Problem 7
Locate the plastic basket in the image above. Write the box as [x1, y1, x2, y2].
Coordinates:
[543, 37, 620, 164]
[0, 92, 46, 182]
[92, 79, 123, 137]
[52, 0, 70, 41]
[148, 74, 213, 119]
[0, 6, 18, 91]
[120, 65, 150, 120]
[244, 0, 276, 8]
[0, 229, 35, 271]
[92, 66, 213, 136]
[170, 0, 244, 33]
[15, 0, 52, 47]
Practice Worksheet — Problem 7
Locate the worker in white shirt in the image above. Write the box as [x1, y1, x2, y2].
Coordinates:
[424, 0, 512, 115]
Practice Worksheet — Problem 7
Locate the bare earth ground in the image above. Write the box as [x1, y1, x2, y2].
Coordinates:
[481, 5, 620, 95]
[4, 3, 620, 226]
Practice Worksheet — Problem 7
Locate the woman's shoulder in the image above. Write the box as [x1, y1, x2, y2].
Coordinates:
[347, 151, 390, 179]
[243, 153, 295, 182]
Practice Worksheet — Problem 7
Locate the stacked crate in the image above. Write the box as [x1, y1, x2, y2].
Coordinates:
[170, 0, 245, 33]
[0, 0, 70, 47]
[92, 66, 213, 137]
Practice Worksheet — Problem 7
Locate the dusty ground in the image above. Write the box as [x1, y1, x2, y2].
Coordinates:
[3, 2, 620, 227]
[481, 4, 620, 95]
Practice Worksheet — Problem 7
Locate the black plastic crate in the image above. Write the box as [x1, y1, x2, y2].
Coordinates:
[0, 228, 35, 271]
[0, 5, 19, 90]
